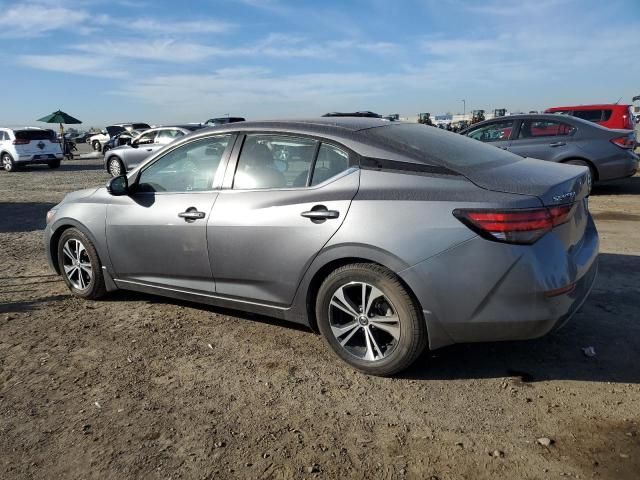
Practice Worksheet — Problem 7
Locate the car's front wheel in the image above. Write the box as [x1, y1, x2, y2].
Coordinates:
[57, 228, 106, 299]
[107, 157, 124, 176]
[316, 263, 427, 376]
[92, 140, 101, 151]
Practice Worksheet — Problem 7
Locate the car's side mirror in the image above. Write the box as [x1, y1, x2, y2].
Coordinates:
[107, 175, 128, 196]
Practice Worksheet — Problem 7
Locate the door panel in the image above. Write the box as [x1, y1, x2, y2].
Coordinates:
[106, 193, 218, 293]
[508, 119, 576, 161]
[106, 133, 235, 294]
[208, 170, 359, 305]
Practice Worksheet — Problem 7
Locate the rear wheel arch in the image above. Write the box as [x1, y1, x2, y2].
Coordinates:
[560, 157, 599, 181]
[304, 254, 423, 333]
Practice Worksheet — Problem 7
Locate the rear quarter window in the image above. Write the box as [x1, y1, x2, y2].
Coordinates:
[573, 110, 604, 123]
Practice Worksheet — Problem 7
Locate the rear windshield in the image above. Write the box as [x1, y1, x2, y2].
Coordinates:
[15, 130, 54, 141]
[362, 123, 520, 170]
[131, 123, 151, 130]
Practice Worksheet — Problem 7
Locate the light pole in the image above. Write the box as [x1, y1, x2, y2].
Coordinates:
[462, 99, 466, 117]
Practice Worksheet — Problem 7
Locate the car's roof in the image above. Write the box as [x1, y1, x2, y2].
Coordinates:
[546, 104, 630, 110]
[473, 113, 599, 126]
[155, 124, 205, 131]
[205, 117, 391, 135]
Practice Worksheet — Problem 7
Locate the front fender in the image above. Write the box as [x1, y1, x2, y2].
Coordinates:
[47, 208, 110, 275]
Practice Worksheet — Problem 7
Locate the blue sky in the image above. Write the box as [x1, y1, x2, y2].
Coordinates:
[1, 0, 639, 127]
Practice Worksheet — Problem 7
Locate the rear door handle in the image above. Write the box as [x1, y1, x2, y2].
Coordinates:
[178, 207, 206, 222]
[499, 146, 509, 150]
[301, 205, 340, 223]
[549, 142, 566, 147]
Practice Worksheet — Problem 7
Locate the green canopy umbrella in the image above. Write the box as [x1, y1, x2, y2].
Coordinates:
[37, 109, 82, 140]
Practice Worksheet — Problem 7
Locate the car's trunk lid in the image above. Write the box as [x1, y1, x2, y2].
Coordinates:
[459, 157, 591, 206]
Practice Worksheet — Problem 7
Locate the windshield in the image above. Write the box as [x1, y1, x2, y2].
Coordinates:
[131, 123, 151, 130]
[362, 123, 520, 170]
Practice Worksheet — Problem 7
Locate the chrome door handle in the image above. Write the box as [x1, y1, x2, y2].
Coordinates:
[301, 205, 339, 223]
[499, 146, 509, 150]
[549, 142, 566, 147]
[178, 208, 206, 222]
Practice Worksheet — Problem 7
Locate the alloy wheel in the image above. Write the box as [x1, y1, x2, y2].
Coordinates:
[108, 158, 121, 176]
[62, 238, 93, 290]
[2, 155, 12, 171]
[328, 282, 400, 361]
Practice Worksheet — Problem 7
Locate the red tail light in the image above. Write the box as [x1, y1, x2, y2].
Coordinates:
[453, 204, 574, 244]
[610, 135, 635, 149]
[622, 114, 633, 130]
[12, 138, 29, 145]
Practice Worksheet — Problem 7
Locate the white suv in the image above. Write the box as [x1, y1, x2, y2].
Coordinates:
[0, 127, 63, 172]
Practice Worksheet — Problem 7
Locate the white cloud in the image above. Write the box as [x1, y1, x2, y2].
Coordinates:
[0, 2, 94, 37]
[18, 54, 126, 78]
[127, 18, 233, 34]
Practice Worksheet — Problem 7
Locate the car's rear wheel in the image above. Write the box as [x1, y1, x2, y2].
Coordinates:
[57, 228, 106, 299]
[48, 160, 61, 169]
[2, 153, 16, 172]
[316, 263, 427, 376]
[92, 140, 101, 151]
[107, 157, 124, 176]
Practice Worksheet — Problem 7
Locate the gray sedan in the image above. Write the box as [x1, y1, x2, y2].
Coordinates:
[461, 114, 637, 181]
[104, 124, 205, 176]
[45, 119, 598, 375]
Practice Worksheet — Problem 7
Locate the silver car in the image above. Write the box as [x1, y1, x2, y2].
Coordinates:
[461, 114, 638, 181]
[45, 118, 598, 375]
[104, 124, 205, 176]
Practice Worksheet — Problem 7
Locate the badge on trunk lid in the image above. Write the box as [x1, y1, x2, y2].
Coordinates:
[37, 141, 45, 150]
[552, 191, 576, 202]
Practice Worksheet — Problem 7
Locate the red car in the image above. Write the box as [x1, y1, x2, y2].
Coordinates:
[545, 104, 635, 130]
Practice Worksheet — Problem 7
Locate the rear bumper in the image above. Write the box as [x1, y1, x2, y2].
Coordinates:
[595, 151, 638, 181]
[399, 215, 599, 349]
[17, 153, 63, 164]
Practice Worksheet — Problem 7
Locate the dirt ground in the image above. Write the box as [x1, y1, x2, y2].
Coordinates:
[1, 145, 639, 480]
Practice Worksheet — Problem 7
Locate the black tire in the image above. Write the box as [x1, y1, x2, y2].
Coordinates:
[316, 263, 427, 376]
[107, 157, 124, 177]
[48, 160, 61, 169]
[92, 140, 101, 151]
[2, 153, 17, 172]
[57, 228, 106, 300]
[565, 159, 596, 182]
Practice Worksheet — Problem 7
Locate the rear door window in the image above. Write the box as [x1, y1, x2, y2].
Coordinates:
[233, 135, 318, 189]
[310, 144, 350, 186]
[517, 120, 576, 139]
